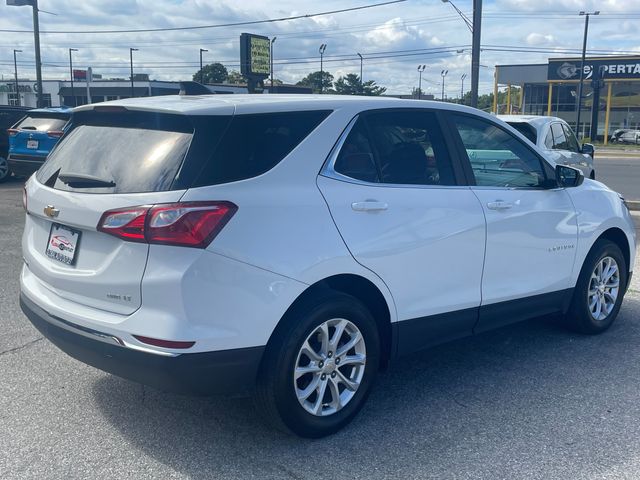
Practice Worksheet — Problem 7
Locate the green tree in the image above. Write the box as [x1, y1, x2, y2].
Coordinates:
[296, 71, 334, 93]
[460, 87, 520, 112]
[334, 74, 386, 96]
[226, 70, 246, 85]
[193, 62, 228, 84]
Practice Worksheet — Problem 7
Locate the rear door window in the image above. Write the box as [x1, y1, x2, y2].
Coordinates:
[16, 115, 68, 132]
[193, 110, 331, 186]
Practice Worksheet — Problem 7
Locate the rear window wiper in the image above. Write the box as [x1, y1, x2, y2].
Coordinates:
[58, 173, 116, 188]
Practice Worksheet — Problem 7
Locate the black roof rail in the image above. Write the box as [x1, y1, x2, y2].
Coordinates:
[179, 81, 216, 96]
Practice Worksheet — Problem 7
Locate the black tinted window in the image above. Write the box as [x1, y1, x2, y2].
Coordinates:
[194, 110, 331, 186]
[336, 110, 455, 186]
[37, 125, 192, 193]
[453, 114, 546, 188]
[507, 122, 537, 144]
[334, 119, 378, 183]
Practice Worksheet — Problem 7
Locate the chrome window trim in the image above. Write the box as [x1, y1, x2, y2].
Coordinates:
[319, 114, 468, 191]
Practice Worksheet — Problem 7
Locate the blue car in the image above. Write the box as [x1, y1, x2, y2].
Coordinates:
[8, 107, 72, 178]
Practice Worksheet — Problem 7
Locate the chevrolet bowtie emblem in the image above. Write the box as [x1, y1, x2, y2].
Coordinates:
[43, 205, 59, 218]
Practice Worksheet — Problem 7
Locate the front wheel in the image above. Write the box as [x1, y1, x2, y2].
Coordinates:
[565, 239, 627, 334]
[255, 290, 380, 438]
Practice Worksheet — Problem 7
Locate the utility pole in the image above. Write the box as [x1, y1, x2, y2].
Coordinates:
[417, 65, 426, 100]
[7, 0, 44, 107]
[470, 0, 482, 108]
[441, 69, 448, 101]
[460, 73, 467, 104]
[69, 48, 78, 107]
[13, 49, 22, 106]
[441, 0, 480, 107]
[319, 44, 327, 94]
[575, 11, 599, 139]
[357, 53, 363, 92]
[199, 48, 208, 84]
[129, 47, 138, 98]
[270, 37, 277, 90]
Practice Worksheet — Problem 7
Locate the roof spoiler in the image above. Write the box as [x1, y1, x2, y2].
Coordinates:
[179, 81, 217, 96]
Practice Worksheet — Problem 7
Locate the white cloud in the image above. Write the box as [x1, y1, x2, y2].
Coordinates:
[525, 33, 556, 46]
[0, 0, 638, 96]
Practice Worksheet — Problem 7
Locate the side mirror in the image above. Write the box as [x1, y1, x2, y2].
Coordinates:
[556, 164, 584, 188]
[582, 143, 595, 158]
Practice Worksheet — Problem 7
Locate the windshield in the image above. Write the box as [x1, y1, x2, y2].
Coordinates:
[37, 125, 192, 194]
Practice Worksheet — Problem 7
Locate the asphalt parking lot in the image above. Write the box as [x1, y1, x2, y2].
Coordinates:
[2, 177, 640, 479]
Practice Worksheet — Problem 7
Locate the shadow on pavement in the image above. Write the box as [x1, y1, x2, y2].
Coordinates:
[92, 296, 640, 479]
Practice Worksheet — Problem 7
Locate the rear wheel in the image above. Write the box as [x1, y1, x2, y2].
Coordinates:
[566, 239, 627, 334]
[0, 156, 9, 183]
[255, 290, 380, 438]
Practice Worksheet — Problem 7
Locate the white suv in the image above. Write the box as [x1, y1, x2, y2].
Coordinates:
[20, 95, 636, 437]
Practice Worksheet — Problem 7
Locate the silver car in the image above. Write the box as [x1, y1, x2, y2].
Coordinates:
[498, 115, 595, 179]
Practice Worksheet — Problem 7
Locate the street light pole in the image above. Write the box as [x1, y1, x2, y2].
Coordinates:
[271, 37, 277, 90]
[130, 47, 138, 98]
[357, 53, 363, 91]
[7, 0, 44, 107]
[460, 73, 467, 104]
[319, 44, 327, 94]
[199, 48, 208, 84]
[13, 49, 22, 106]
[69, 48, 78, 107]
[417, 65, 426, 100]
[575, 11, 599, 139]
[441, 69, 448, 101]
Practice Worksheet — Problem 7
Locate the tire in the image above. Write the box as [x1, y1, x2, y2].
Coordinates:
[0, 156, 9, 183]
[255, 290, 380, 438]
[565, 239, 627, 334]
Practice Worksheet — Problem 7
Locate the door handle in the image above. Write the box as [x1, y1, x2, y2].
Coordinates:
[351, 201, 388, 212]
[486, 200, 513, 210]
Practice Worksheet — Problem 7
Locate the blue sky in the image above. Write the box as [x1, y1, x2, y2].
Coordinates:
[0, 0, 638, 96]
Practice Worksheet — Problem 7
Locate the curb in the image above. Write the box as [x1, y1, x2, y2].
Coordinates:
[627, 201, 640, 211]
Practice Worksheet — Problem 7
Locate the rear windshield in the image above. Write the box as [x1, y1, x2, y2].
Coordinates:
[507, 122, 537, 144]
[37, 125, 192, 193]
[16, 115, 68, 132]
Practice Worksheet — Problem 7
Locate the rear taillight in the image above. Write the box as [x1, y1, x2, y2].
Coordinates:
[47, 130, 64, 138]
[97, 201, 237, 248]
[7, 128, 18, 136]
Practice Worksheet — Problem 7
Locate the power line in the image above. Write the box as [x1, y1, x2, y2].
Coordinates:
[0, 0, 407, 34]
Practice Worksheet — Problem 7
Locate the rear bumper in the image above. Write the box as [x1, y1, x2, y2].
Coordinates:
[8, 154, 46, 177]
[20, 292, 264, 396]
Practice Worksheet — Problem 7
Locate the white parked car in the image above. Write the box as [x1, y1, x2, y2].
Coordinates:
[21, 96, 635, 438]
[618, 129, 640, 145]
[498, 115, 596, 179]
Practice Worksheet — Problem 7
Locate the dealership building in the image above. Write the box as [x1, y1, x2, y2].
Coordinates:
[494, 55, 640, 143]
[0, 78, 310, 109]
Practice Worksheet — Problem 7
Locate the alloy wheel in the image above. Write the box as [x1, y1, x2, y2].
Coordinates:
[588, 256, 620, 321]
[294, 318, 366, 417]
